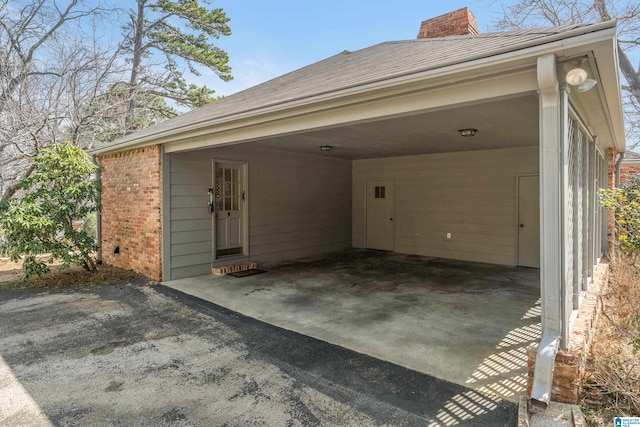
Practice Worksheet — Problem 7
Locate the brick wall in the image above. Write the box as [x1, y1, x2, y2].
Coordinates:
[607, 148, 617, 189]
[607, 148, 619, 244]
[98, 145, 162, 281]
[526, 259, 609, 403]
[417, 7, 479, 39]
[620, 164, 640, 185]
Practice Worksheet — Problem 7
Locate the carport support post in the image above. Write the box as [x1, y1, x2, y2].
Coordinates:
[531, 54, 567, 409]
[161, 148, 171, 281]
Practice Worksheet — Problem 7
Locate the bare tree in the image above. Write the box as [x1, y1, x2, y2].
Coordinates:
[0, 0, 232, 203]
[492, 0, 640, 149]
[0, 0, 103, 105]
[0, 0, 117, 202]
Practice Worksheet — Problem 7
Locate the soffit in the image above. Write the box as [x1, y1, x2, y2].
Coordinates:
[225, 94, 540, 160]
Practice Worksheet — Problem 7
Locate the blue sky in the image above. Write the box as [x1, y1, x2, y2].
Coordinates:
[204, 0, 500, 97]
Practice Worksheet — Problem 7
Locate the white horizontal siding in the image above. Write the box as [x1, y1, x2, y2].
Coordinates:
[215, 145, 352, 265]
[353, 146, 538, 265]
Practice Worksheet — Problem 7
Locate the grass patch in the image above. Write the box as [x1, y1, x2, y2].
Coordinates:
[0, 264, 143, 290]
[580, 251, 640, 425]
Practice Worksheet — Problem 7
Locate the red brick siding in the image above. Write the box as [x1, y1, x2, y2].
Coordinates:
[98, 145, 162, 280]
[417, 7, 479, 39]
[607, 149, 618, 243]
[620, 164, 640, 185]
[607, 148, 617, 189]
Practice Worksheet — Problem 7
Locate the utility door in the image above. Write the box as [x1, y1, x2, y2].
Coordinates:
[366, 180, 395, 251]
[517, 175, 540, 268]
[213, 162, 246, 258]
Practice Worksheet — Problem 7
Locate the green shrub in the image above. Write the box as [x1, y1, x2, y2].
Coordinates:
[0, 142, 100, 278]
[599, 176, 640, 256]
[0, 226, 6, 257]
[82, 213, 98, 241]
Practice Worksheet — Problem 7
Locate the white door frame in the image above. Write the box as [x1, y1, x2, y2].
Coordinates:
[212, 159, 249, 261]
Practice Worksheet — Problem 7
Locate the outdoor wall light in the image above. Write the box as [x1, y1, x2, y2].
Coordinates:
[565, 67, 588, 85]
[565, 67, 597, 92]
[320, 145, 333, 151]
[458, 128, 478, 137]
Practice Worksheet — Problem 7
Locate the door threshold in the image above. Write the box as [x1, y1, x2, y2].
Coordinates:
[212, 254, 248, 268]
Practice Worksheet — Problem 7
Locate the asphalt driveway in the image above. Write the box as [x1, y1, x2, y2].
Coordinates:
[0, 282, 516, 426]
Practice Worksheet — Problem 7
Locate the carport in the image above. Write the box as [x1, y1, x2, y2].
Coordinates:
[93, 15, 624, 406]
[166, 250, 540, 401]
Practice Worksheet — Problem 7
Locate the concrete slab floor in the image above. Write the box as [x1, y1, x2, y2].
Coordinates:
[165, 250, 541, 402]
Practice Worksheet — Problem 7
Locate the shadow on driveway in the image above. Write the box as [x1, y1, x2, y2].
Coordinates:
[0, 282, 516, 426]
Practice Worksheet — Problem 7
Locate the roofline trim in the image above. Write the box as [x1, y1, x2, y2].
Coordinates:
[92, 21, 619, 155]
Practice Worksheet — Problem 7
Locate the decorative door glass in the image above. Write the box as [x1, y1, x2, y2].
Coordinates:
[215, 167, 240, 212]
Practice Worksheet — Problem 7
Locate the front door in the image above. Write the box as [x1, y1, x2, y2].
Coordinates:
[517, 175, 540, 268]
[366, 180, 395, 251]
[213, 162, 245, 258]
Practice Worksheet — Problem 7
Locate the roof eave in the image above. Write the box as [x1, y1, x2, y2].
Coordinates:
[91, 21, 621, 156]
[595, 33, 625, 152]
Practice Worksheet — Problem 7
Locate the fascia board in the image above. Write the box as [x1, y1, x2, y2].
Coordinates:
[592, 37, 625, 151]
[91, 22, 619, 155]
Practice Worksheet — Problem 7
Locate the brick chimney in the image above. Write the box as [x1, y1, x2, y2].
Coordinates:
[417, 7, 479, 39]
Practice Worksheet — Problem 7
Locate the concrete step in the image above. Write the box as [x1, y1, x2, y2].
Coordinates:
[212, 262, 257, 276]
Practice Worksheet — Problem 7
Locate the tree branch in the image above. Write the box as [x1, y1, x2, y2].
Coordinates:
[1, 163, 34, 204]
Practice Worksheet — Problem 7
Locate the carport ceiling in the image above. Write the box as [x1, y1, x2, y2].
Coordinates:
[250, 94, 539, 160]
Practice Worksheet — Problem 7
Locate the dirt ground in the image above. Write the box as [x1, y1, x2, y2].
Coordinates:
[0, 256, 53, 271]
[0, 260, 29, 285]
[0, 256, 57, 283]
[0, 257, 139, 289]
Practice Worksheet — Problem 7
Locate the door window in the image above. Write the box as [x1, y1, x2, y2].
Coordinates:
[215, 167, 240, 212]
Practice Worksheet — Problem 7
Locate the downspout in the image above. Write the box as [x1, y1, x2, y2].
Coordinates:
[530, 54, 564, 409]
[615, 152, 624, 187]
[92, 155, 102, 264]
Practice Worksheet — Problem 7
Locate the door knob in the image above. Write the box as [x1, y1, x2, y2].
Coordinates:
[520, 224, 524, 227]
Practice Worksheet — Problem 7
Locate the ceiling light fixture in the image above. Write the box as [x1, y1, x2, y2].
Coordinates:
[320, 145, 333, 151]
[459, 128, 478, 137]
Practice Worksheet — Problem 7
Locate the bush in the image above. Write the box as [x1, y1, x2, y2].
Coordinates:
[580, 252, 640, 424]
[0, 226, 6, 257]
[82, 213, 98, 241]
[599, 176, 640, 257]
[584, 177, 640, 424]
[0, 142, 101, 278]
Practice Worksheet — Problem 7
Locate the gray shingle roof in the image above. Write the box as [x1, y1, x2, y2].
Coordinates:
[102, 24, 590, 149]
